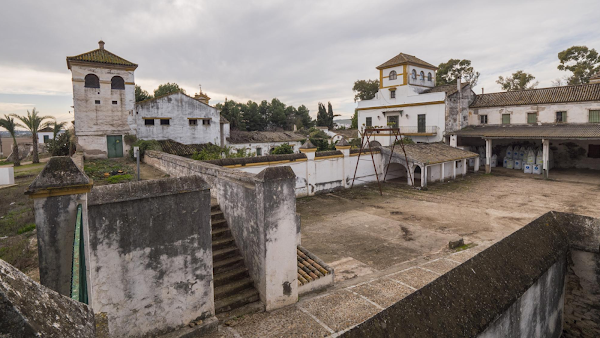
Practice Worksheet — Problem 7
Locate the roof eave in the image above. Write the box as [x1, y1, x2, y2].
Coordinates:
[66, 58, 138, 71]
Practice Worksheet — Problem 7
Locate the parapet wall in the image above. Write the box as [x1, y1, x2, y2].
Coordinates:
[342, 212, 600, 338]
[144, 150, 299, 311]
[86, 177, 214, 338]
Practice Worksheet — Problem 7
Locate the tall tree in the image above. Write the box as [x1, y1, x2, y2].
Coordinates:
[295, 105, 313, 130]
[154, 82, 186, 97]
[437, 59, 480, 87]
[0, 115, 20, 166]
[327, 102, 336, 130]
[496, 71, 539, 91]
[352, 79, 379, 102]
[316, 103, 328, 127]
[351, 110, 358, 129]
[216, 99, 245, 131]
[268, 98, 287, 129]
[12, 108, 54, 163]
[557, 46, 600, 85]
[135, 85, 153, 102]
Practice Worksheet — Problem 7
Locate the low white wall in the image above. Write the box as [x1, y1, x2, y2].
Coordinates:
[0, 167, 14, 185]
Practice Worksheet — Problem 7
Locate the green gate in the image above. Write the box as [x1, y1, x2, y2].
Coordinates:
[71, 204, 88, 304]
[107, 135, 123, 158]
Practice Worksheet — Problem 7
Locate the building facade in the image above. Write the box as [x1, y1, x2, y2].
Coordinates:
[67, 41, 137, 159]
[135, 92, 229, 146]
[356, 53, 475, 145]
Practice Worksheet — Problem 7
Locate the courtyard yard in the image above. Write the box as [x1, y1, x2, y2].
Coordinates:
[297, 168, 600, 283]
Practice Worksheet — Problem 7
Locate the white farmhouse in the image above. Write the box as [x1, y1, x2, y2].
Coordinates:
[356, 53, 475, 146]
[67, 40, 137, 159]
[37, 127, 65, 144]
[135, 92, 229, 146]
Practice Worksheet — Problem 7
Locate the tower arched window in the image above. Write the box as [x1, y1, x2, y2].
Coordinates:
[420, 71, 425, 81]
[427, 72, 432, 81]
[411, 69, 417, 79]
[84, 74, 100, 88]
[111, 76, 125, 90]
[389, 70, 397, 80]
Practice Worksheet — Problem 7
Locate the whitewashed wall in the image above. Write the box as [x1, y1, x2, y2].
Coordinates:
[230, 151, 385, 197]
[228, 141, 303, 156]
[469, 101, 600, 125]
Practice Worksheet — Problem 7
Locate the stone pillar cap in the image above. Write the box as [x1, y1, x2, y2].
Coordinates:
[26, 157, 92, 198]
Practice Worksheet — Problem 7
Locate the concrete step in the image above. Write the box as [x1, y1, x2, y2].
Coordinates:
[213, 255, 245, 275]
[212, 246, 239, 262]
[212, 237, 235, 251]
[211, 219, 228, 230]
[211, 204, 220, 212]
[214, 277, 254, 301]
[212, 227, 231, 240]
[214, 266, 250, 287]
[211, 210, 225, 222]
[215, 287, 260, 314]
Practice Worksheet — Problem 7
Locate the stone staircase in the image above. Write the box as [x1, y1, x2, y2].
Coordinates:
[211, 205, 260, 314]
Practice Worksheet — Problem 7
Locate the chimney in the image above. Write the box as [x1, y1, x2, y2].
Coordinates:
[98, 40, 105, 50]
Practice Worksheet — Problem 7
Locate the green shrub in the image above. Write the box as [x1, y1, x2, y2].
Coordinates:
[17, 223, 36, 234]
[106, 174, 133, 184]
[130, 140, 162, 159]
[47, 130, 74, 156]
[271, 143, 294, 155]
[394, 136, 414, 145]
[192, 144, 253, 161]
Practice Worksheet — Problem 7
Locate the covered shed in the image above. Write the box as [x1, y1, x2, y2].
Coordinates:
[380, 143, 479, 187]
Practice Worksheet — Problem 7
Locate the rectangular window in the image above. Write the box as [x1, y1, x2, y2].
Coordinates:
[256, 148, 262, 156]
[589, 144, 600, 158]
[366, 117, 372, 127]
[418, 114, 426, 133]
[527, 113, 537, 124]
[480, 115, 488, 124]
[189, 119, 198, 126]
[43, 135, 50, 143]
[144, 119, 155, 126]
[390, 90, 396, 99]
[160, 119, 170, 125]
[387, 115, 398, 129]
[112, 100, 118, 105]
[502, 114, 510, 124]
[589, 110, 600, 123]
[95, 100, 100, 104]
[556, 111, 567, 123]
[202, 119, 211, 126]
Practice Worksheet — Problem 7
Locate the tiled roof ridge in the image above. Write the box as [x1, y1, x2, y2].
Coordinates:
[67, 48, 137, 67]
[477, 82, 600, 96]
[377, 53, 437, 70]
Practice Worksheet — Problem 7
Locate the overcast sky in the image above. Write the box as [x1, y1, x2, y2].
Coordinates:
[1, 0, 599, 128]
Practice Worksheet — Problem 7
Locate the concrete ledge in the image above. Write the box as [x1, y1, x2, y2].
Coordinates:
[88, 176, 210, 206]
[157, 317, 218, 338]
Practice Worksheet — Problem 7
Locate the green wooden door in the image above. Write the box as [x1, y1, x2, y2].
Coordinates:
[107, 135, 123, 158]
[418, 114, 426, 133]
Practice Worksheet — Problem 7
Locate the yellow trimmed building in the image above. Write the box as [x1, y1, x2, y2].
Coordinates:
[357, 53, 475, 145]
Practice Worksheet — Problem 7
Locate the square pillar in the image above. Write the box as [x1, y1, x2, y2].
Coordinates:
[440, 162, 445, 182]
[421, 165, 427, 188]
[462, 159, 467, 176]
[485, 139, 492, 174]
[407, 164, 414, 186]
[336, 140, 351, 188]
[452, 161, 457, 179]
[300, 141, 317, 196]
[450, 135, 458, 147]
[474, 157, 480, 173]
[542, 139, 550, 179]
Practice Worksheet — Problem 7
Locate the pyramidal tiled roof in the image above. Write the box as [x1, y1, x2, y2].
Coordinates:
[377, 53, 437, 70]
[67, 41, 137, 69]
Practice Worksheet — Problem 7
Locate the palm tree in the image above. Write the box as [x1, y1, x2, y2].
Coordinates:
[46, 120, 67, 140]
[0, 115, 21, 166]
[12, 108, 54, 163]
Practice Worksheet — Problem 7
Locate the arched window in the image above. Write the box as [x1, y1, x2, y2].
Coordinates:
[84, 74, 100, 88]
[389, 70, 397, 80]
[420, 71, 425, 81]
[411, 69, 417, 79]
[111, 76, 125, 90]
[427, 72, 432, 81]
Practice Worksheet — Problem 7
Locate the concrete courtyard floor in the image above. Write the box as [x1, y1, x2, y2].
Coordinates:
[206, 168, 600, 337]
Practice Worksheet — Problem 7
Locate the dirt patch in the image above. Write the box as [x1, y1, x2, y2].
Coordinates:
[298, 169, 600, 279]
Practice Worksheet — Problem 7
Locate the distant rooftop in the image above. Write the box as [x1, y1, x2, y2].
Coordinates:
[470, 83, 600, 108]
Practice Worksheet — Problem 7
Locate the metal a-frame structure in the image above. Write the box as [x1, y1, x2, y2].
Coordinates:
[350, 127, 414, 196]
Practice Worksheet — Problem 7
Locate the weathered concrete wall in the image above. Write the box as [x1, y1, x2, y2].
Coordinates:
[0, 258, 96, 338]
[478, 255, 566, 338]
[86, 177, 214, 338]
[228, 140, 303, 155]
[446, 85, 476, 134]
[135, 92, 222, 145]
[70, 64, 136, 158]
[143, 150, 299, 310]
